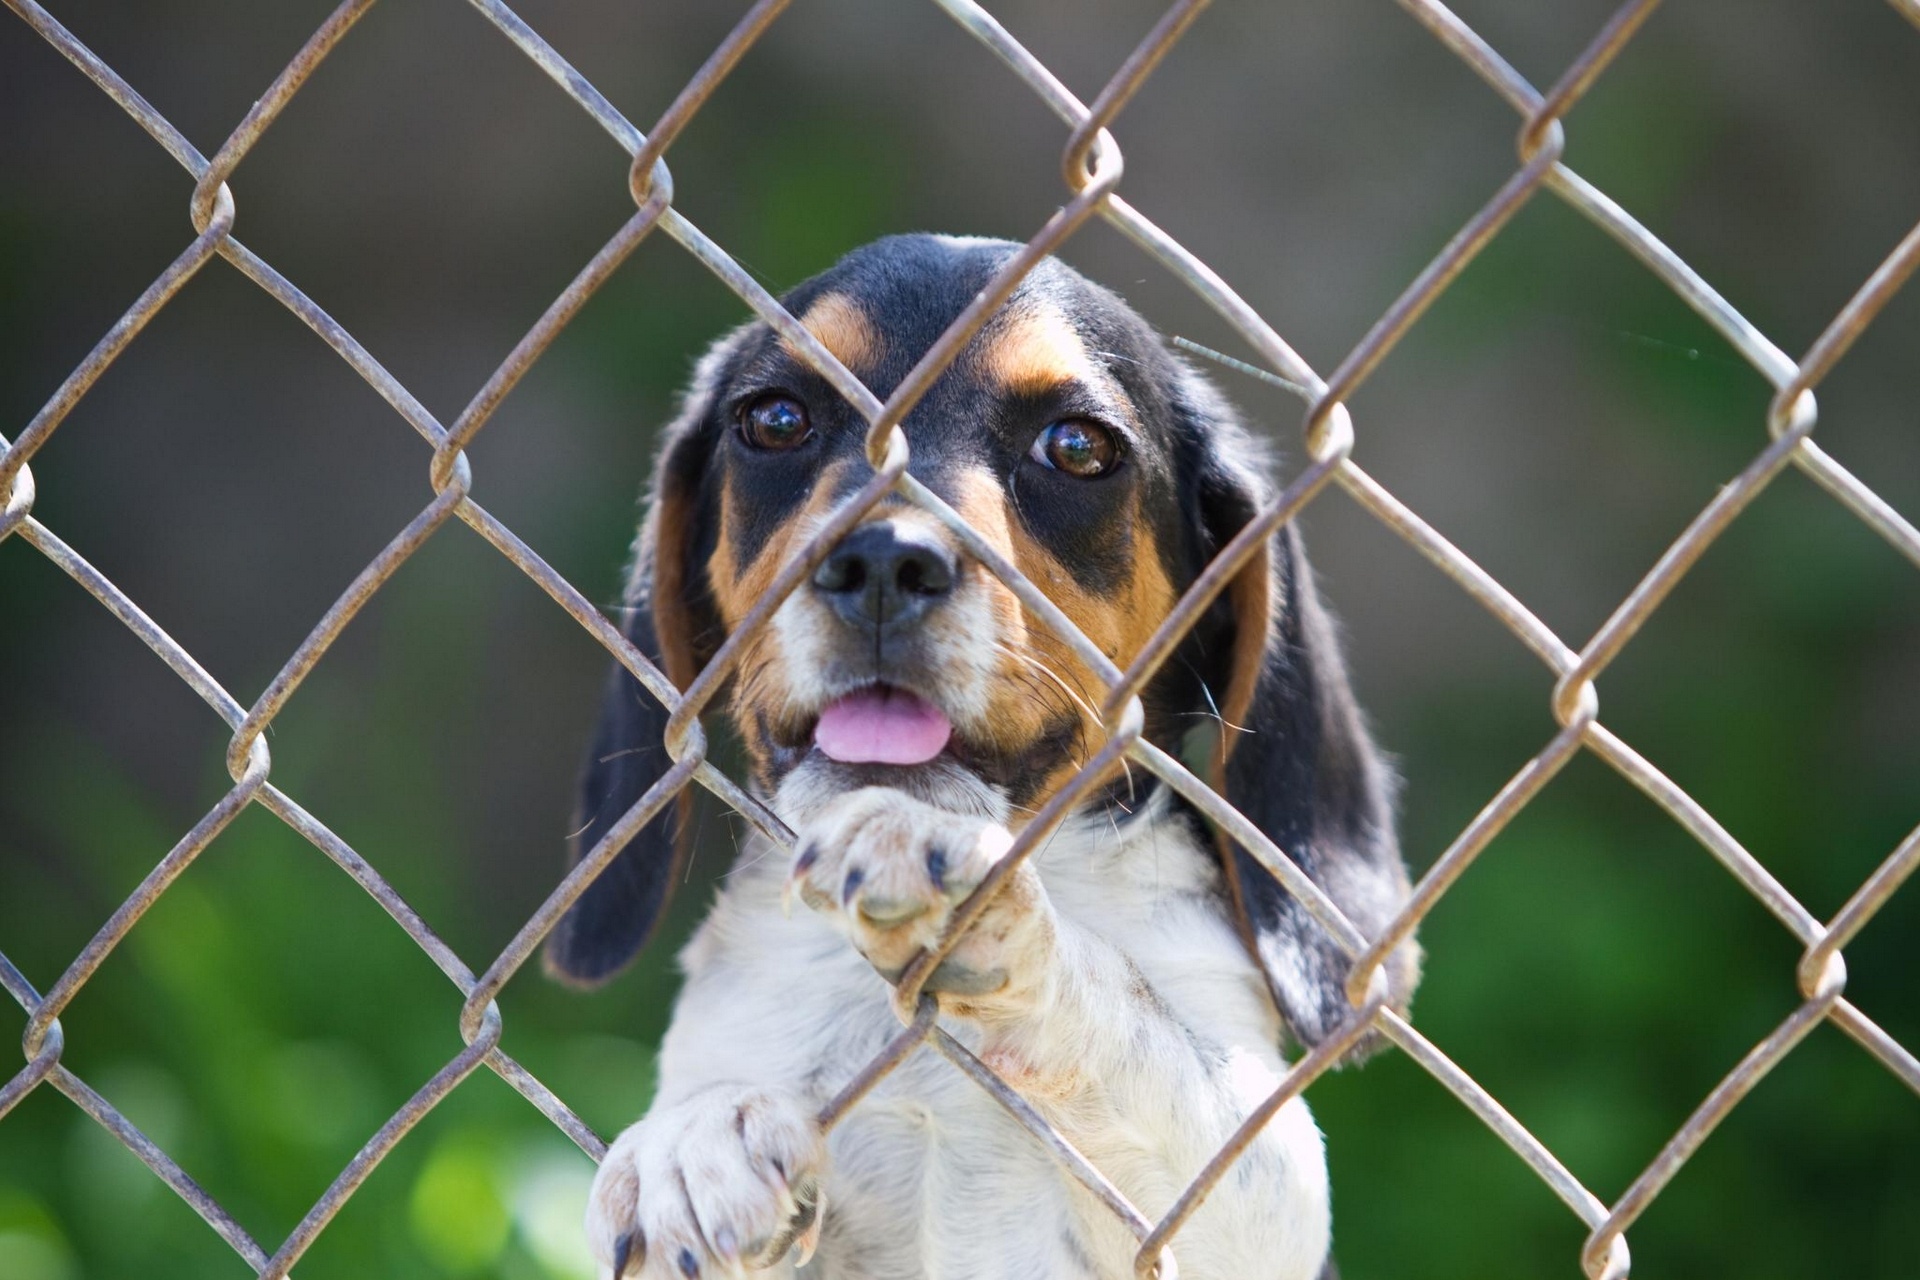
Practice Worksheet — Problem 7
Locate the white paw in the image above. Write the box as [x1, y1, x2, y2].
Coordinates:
[786, 786, 1055, 1014]
[586, 1087, 825, 1278]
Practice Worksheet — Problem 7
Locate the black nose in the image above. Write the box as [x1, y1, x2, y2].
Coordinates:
[811, 522, 956, 630]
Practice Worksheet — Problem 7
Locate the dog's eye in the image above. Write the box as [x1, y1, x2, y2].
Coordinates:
[1029, 419, 1121, 477]
[739, 394, 812, 451]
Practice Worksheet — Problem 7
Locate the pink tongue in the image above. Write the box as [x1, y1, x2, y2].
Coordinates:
[814, 687, 953, 765]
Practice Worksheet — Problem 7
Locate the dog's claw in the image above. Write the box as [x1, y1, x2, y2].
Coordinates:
[926, 844, 948, 893]
[612, 1231, 643, 1278]
[586, 1088, 822, 1280]
[793, 1183, 825, 1267]
[783, 843, 822, 917]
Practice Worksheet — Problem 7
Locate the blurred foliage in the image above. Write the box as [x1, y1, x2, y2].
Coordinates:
[2, 2, 1918, 1278]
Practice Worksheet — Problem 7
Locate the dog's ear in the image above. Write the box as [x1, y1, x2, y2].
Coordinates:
[543, 337, 734, 987]
[1186, 389, 1420, 1057]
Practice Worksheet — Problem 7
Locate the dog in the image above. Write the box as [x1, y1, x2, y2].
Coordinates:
[546, 234, 1419, 1280]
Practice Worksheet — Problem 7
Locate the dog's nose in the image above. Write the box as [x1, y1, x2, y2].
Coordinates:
[811, 522, 956, 630]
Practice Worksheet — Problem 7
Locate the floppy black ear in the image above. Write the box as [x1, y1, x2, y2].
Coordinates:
[543, 340, 732, 987]
[1190, 413, 1420, 1057]
[542, 570, 691, 986]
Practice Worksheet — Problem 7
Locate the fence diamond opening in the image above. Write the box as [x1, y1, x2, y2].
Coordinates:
[3, 1, 1918, 1277]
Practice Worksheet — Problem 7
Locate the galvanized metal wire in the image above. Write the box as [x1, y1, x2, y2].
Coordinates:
[4, 1, 1918, 1277]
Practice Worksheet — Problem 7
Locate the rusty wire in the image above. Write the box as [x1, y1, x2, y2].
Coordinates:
[3, 0, 1918, 1277]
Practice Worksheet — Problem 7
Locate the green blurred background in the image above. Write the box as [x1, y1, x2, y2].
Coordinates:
[2, 1, 1916, 1277]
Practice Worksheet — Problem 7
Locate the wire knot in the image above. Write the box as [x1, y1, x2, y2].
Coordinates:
[863, 421, 912, 474]
[1516, 112, 1567, 168]
[222, 726, 274, 789]
[1301, 399, 1355, 466]
[188, 179, 236, 239]
[428, 440, 475, 498]
[1342, 957, 1395, 1014]
[1795, 944, 1848, 1003]
[16, 1009, 65, 1075]
[1765, 385, 1818, 442]
[459, 997, 504, 1048]
[1580, 1230, 1632, 1280]
[1550, 672, 1600, 731]
[0, 452, 34, 544]
[627, 152, 677, 213]
[661, 700, 711, 769]
[1061, 124, 1122, 195]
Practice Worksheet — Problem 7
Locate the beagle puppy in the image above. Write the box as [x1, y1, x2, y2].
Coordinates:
[548, 235, 1419, 1280]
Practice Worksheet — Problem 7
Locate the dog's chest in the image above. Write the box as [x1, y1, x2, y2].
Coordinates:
[672, 806, 1283, 1280]
[807, 1043, 1124, 1280]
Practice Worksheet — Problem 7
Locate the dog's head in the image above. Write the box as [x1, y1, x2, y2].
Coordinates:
[547, 234, 1417, 1052]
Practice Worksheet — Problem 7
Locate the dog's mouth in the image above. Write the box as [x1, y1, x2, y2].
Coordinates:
[760, 673, 1079, 802]
[811, 683, 953, 766]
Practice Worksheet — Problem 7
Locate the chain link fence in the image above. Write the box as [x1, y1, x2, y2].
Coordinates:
[3, 0, 1918, 1276]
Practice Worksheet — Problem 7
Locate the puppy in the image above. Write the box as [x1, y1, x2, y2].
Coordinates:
[547, 234, 1418, 1280]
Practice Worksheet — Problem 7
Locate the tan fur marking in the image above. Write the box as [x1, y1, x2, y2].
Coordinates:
[946, 470, 1048, 756]
[709, 461, 859, 629]
[954, 469, 1179, 811]
[1220, 539, 1274, 757]
[708, 464, 863, 778]
[1116, 490, 1181, 667]
[979, 304, 1098, 397]
[1001, 490, 1177, 666]
[650, 478, 700, 692]
[1210, 536, 1279, 980]
[782, 292, 879, 372]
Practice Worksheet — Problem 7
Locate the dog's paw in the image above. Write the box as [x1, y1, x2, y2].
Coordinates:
[786, 786, 1055, 1013]
[586, 1087, 824, 1278]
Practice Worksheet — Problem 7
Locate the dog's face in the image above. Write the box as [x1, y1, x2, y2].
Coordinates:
[669, 236, 1237, 815]
[549, 235, 1418, 1054]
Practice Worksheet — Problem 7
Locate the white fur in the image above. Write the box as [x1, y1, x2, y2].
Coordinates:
[585, 778, 1331, 1280]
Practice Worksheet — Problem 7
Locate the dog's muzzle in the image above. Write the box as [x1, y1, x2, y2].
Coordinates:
[810, 521, 956, 634]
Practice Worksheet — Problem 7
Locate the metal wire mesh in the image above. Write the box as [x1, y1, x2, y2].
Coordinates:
[3, 0, 1918, 1276]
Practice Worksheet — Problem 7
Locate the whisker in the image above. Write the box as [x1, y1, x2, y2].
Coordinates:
[984, 658, 1099, 794]
[1184, 676, 1251, 736]
[596, 745, 659, 764]
[1172, 337, 1310, 397]
[724, 842, 776, 876]
[687, 793, 709, 885]
[992, 639, 1102, 727]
